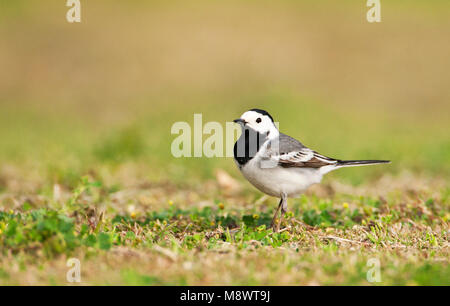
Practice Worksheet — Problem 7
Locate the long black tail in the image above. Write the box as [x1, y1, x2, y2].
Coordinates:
[337, 160, 390, 167]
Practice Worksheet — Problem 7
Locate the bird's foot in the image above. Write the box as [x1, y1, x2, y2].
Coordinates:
[271, 219, 280, 233]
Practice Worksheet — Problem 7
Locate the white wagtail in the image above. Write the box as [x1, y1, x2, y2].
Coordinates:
[233, 109, 390, 231]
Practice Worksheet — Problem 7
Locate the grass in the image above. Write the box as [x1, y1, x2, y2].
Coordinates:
[0, 0, 449, 285]
[0, 173, 448, 285]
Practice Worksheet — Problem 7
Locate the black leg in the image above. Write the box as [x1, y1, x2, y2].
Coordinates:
[270, 198, 283, 231]
[279, 193, 288, 231]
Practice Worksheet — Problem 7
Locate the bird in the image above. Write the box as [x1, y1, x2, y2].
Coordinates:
[233, 109, 390, 232]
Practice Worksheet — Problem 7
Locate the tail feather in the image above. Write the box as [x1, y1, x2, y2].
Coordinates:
[319, 159, 390, 175]
[337, 160, 390, 167]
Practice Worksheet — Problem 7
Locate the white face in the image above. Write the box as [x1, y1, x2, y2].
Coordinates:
[236, 110, 277, 135]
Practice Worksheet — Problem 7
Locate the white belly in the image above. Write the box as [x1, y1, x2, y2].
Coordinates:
[238, 156, 323, 198]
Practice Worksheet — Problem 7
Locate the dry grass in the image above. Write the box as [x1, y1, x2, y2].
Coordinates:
[0, 171, 448, 285]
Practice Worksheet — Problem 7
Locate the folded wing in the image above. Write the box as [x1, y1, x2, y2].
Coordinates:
[264, 133, 338, 169]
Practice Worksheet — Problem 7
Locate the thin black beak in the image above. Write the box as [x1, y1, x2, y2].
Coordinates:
[233, 118, 246, 125]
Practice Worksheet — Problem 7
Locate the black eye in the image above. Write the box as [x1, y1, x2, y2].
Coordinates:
[256, 118, 262, 123]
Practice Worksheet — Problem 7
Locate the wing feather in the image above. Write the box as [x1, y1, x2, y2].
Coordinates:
[265, 133, 339, 169]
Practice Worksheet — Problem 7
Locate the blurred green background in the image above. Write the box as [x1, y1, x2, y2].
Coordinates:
[0, 0, 449, 192]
